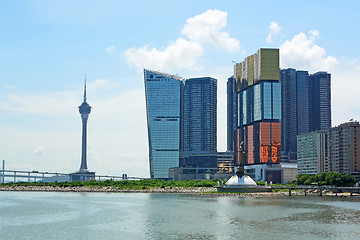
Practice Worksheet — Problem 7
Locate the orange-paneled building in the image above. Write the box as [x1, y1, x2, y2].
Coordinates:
[234, 49, 281, 165]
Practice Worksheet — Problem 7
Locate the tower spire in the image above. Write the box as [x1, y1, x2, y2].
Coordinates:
[79, 74, 91, 173]
[84, 74, 87, 102]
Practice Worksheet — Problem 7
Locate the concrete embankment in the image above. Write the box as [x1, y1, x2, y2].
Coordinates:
[0, 185, 216, 194]
[1, 185, 359, 197]
[0, 185, 289, 196]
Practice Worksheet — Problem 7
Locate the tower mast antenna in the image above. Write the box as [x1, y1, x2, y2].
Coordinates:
[84, 74, 87, 102]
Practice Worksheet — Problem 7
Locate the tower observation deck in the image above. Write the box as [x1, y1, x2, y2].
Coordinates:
[71, 77, 95, 181]
[79, 79, 91, 172]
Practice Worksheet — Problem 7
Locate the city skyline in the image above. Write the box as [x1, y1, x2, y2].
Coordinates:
[0, 1, 360, 178]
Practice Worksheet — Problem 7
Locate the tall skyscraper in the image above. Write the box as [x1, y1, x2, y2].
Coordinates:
[144, 69, 184, 179]
[297, 71, 310, 134]
[234, 48, 281, 165]
[280, 69, 331, 160]
[183, 77, 217, 167]
[79, 80, 91, 172]
[309, 72, 331, 132]
[184, 77, 217, 153]
[280, 69, 309, 160]
[227, 76, 238, 151]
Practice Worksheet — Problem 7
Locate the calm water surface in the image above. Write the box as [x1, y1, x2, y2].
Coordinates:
[0, 191, 359, 240]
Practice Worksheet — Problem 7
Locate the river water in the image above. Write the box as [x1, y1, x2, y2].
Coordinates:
[0, 192, 359, 240]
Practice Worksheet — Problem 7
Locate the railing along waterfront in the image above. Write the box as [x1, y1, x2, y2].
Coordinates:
[0, 169, 146, 183]
[271, 185, 360, 196]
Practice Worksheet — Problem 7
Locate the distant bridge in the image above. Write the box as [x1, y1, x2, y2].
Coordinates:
[271, 185, 360, 196]
[0, 169, 147, 183]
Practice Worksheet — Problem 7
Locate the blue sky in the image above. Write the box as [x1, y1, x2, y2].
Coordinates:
[1, 0, 359, 178]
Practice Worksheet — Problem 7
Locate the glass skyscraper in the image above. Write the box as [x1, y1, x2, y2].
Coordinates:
[234, 48, 281, 165]
[280, 69, 309, 159]
[309, 72, 331, 132]
[184, 77, 217, 153]
[144, 69, 184, 179]
[280, 69, 331, 160]
[183, 77, 217, 167]
[227, 76, 238, 151]
[144, 70, 218, 177]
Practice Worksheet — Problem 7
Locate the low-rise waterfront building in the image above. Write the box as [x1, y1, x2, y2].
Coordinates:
[296, 121, 360, 181]
[217, 151, 235, 173]
[328, 121, 360, 180]
[280, 162, 298, 184]
[170, 152, 235, 180]
[169, 166, 218, 181]
[297, 130, 328, 175]
[244, 162, 297, 184]
[244, 164, 282, 183]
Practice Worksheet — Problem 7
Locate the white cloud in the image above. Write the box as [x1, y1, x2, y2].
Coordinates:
[88, 79, 121, 91]
[266, 21, 282, 43]
[124, 39, 204, 72]
[5, 85, 16, 89]
[123, 9, 240, 72]
[280, 30, 338, 72]
[0, 79, 121, 116]
[0, 91, 78, 116]
[106, 45, 116, 54]
[32, 147, 45, 155]
[181, 9, 240, 52]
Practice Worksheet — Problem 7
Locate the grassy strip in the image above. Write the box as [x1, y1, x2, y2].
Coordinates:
[0, 179, 219, 190]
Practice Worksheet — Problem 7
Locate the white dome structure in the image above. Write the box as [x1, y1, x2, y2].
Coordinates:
[225, 174, 257, 186]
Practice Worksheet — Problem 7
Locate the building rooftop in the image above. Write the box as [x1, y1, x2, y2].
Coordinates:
[336, 120, 360, 128]
[144, 69, 184, 81]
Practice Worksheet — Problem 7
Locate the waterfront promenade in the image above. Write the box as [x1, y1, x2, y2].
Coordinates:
[1, 185, 360, 197]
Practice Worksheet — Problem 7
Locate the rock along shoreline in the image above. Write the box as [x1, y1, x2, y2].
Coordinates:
[0, 185, 216, 194]
[1, 185, 359, 197]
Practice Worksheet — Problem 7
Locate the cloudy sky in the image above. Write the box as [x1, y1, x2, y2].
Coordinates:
[0, 0, 359, 178]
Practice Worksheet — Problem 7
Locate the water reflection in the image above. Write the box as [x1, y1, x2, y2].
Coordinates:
[0, 192, 359, 240]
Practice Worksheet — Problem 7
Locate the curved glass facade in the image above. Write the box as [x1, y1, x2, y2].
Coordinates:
[144, 69, 183, 179]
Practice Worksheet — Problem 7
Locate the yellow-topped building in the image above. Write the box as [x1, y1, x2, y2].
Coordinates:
[234, 48, 281, 169]
[234, 48, 279, 93]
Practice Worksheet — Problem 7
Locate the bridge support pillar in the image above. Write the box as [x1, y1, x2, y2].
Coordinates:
[289, 189, 291, 196]
[319, 189, 322, 196]
[304, 190, 307, 196]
